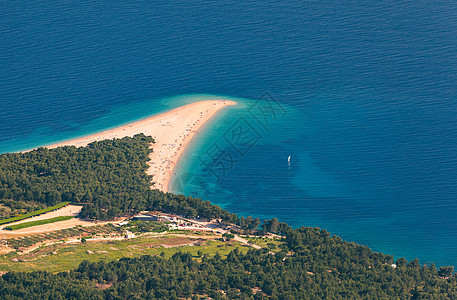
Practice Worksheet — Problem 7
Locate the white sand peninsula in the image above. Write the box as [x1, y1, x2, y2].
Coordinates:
[46, 100, 237, 192]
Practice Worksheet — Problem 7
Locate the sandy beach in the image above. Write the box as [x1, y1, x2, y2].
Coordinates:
[45, 100, 237, 192]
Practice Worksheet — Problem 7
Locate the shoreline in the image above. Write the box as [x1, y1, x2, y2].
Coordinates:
[44, 100, 237, 192]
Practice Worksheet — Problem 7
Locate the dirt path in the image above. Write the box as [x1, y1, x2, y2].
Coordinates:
[234, 235, 262, 249]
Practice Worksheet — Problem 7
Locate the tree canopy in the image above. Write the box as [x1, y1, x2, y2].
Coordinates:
[0, 134, 237, 222]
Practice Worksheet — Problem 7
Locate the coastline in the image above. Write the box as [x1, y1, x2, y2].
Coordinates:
[45, 100, 237, 192]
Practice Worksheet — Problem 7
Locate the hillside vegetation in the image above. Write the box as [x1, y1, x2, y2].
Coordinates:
[0, 135, 456, 299]
[0, 227, 456, 299]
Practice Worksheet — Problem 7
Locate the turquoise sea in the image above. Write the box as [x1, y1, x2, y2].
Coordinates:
[1, 1, 457, 266]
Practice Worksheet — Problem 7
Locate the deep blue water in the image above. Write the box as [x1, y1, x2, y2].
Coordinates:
[2, 1, 457, 266]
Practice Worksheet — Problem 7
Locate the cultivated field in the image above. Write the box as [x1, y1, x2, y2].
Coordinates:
[0, 205, 124, 239]
[0, 232, 281, 273]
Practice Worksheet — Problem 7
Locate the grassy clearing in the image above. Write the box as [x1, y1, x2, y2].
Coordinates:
[245, 236, 284, 249]
[0, 202, 70, 225]
[0, 233, 250, 273]
[4, 216, 74, 231]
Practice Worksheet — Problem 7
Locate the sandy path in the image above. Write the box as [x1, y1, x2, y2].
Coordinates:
[234, 235, 262, 249]
[45, 100, 237, 192]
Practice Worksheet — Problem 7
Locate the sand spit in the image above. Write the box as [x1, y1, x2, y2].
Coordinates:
[45, 100, 237, 192]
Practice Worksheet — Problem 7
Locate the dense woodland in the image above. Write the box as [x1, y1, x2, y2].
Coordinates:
[0, 134, 456, 299]
[0, 135, 236, 222]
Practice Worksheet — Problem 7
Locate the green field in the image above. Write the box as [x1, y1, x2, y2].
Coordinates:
[245, 236, 283, 248]
[4, 216, 74, 231]
[0, 202, 70, 225]
[0, 233, 255, 273]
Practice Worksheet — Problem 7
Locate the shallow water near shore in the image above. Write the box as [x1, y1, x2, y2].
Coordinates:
[2, 0, 457, 266]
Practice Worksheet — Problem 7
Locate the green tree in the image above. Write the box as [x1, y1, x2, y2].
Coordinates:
[438, 266, 454, 278]
[267, 242, 277, 250]
[223, 233, 235, 241]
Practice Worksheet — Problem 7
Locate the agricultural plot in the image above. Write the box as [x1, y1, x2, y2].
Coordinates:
[4, 216, 73, 231]
[0, 202, 70, 225]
